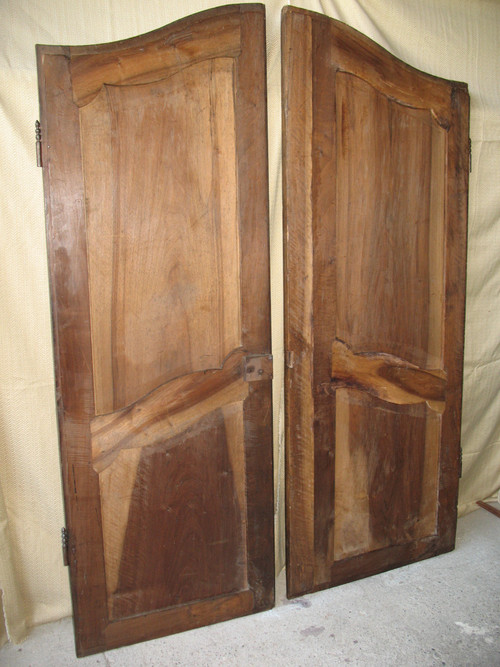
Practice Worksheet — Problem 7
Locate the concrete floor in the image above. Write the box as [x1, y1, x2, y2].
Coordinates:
[2, 505, 499, 666]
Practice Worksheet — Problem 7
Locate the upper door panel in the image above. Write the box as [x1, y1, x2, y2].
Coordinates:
[37, 5, 273, 656]
[80, 58, 242, 413]
[282, 7, 469, 597]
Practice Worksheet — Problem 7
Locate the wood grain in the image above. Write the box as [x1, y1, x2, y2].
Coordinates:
[282, 9, 315, 596]
[327, 339, 446, 413]
[69, 7, 242, 107]
[283, 7, 469, 597]
[81, 58, 240, 413]
[37, 5, 273, 656]
[334, 391, 440, 561]
[104, 589, 254, 652]
[235, 7, 274, 612]
[92, 348, 249, 612]
[110, 410, 246, 619]
[91, 350, 248, 473]
[36, 46, 108, 655]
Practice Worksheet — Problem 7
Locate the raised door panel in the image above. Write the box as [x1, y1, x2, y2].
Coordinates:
[37, 5, 273, 656]
[282, 7, 469, 597]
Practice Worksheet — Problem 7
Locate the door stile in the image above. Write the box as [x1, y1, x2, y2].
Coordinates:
[36, 46, 108, 653]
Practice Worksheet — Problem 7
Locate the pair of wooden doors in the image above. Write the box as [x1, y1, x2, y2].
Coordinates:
[37, 4, 469, 657]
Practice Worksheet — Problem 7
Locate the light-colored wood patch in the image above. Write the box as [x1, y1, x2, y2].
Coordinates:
[91, 352, 249, 473]
[335, 72, 442, 369]
[80, 89, 115, 414]
[427, 123, 446, 369]
[332, 390, 371, 562]
[221, 403, 248, 588]
[81, 58, 241, 415]
[333, 390, 441, 561]
[328, 339, 446, 413]
[99, 447, 142, 610]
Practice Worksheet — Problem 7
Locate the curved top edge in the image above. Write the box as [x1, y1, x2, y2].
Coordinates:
[281, 5, 468, 92]
[77, 57, 222, 110]
[36, 3, 263, 54]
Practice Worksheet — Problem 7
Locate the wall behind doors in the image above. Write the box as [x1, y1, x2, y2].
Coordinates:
[1, 0, 499, 645]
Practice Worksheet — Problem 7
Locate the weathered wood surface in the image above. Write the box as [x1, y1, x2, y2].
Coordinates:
[80, 57, 242, 414]
[37, 5, 273, 656]
[326, 339, 446, 413]
[283, 6, 469, 597]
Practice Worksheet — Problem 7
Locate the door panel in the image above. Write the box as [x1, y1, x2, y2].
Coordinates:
[81, 59, 242, 413]
[282, 7, 469, 597]
[37, 5, 273, 656]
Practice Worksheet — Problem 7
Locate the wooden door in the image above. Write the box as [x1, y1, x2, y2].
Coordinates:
[282, 7, 469, 597]
[37, 5, 273, 656]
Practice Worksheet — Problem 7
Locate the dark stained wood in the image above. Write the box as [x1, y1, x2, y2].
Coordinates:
[37, 5, 273, 656]
[476, 501, 500, 519]
[112, 412, 245, 619]
[234, 8, 274, 611]
[282, 7, 469, 597]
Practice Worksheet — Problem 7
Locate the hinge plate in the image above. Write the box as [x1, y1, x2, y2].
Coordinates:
[36, 120, 42, 167]
[244, 354, 273, 382]
[61, 527, 69, 566]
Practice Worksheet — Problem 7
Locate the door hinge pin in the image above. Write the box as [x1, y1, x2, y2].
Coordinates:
[61, 527, 69, 566]
[36, 120, 42, 167]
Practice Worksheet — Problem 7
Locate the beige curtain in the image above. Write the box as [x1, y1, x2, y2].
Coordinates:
[1, 0, 499, 645]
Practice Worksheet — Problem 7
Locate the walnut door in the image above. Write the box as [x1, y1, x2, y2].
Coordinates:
[282, 7, 469, 597]
[37, 5, 273, 656]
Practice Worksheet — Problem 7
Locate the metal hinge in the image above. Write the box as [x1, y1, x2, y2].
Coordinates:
[469, 138, 472, 173]
[61, 527, 69, 566]
[35, 120, 42, 167]
[244, 354, 273, 382]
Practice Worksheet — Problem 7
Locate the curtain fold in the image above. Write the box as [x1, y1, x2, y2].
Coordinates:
[0, 481, 28, 646]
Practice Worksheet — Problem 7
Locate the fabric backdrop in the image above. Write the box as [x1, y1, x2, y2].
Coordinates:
[1, 0, 499, 646]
